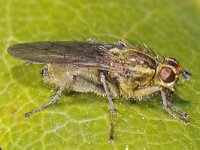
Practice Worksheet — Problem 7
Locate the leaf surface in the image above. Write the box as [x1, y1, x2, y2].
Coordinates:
[0, 0, 200, 149]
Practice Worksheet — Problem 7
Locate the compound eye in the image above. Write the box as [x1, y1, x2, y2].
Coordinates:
[160, 67, 175, 83]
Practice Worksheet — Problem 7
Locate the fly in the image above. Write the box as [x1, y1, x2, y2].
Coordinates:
[7, 39, 192, 141]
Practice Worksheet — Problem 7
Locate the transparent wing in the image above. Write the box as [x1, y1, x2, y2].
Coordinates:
[8, 41, 120, 70]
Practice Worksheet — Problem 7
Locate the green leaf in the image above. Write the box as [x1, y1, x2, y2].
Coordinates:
[1, 0, 200, 149]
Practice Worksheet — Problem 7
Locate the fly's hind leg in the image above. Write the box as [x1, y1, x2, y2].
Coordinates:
[24, 81, 69, 118]
[100, 72, 115, 142]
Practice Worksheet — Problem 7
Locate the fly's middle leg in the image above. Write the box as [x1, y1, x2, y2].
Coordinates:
[100, 72, 115, 142]
[72, 75, 104, 94]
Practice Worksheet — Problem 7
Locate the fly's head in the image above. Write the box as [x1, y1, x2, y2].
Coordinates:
[155, 57, 192, 90]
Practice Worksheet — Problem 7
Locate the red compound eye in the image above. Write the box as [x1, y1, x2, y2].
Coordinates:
[160, 67, 175, 83]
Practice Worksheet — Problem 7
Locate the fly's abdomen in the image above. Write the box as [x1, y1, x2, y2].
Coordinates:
[43, 64, 104, 94]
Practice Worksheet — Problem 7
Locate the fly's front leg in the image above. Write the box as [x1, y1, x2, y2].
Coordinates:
[160, 90, 189, 124]
[133, 86, 189, 124]
[166, 100, 189, 118]
[100, 72, 115, 142]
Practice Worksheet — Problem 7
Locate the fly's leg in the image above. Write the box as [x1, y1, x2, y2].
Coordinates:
[24, 81, 69, 118]
[166, 100, 189, 118]
[86, 38, 98, 44]
[160, 90, 189, 124]
[73, 75, 104, 94]
[131, 86, 189, 124]
[100, 72, 115, 142]
[115, 40, 127, 47]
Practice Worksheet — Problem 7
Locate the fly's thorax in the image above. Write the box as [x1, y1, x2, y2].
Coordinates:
[108, 47, 158, 83]
[116, 65, 156, 98]
[108, 48, 158, 69]
[108, 47, 159, 97]
[127, 65, 156, 84]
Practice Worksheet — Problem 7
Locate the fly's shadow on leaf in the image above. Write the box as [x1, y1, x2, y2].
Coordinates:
[171, 94, 190, 105]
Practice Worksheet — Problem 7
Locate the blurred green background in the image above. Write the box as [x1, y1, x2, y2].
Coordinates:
[0, 0, 200, 149]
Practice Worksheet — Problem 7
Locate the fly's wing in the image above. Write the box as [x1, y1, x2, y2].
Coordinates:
[8, 41, 121, 70]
